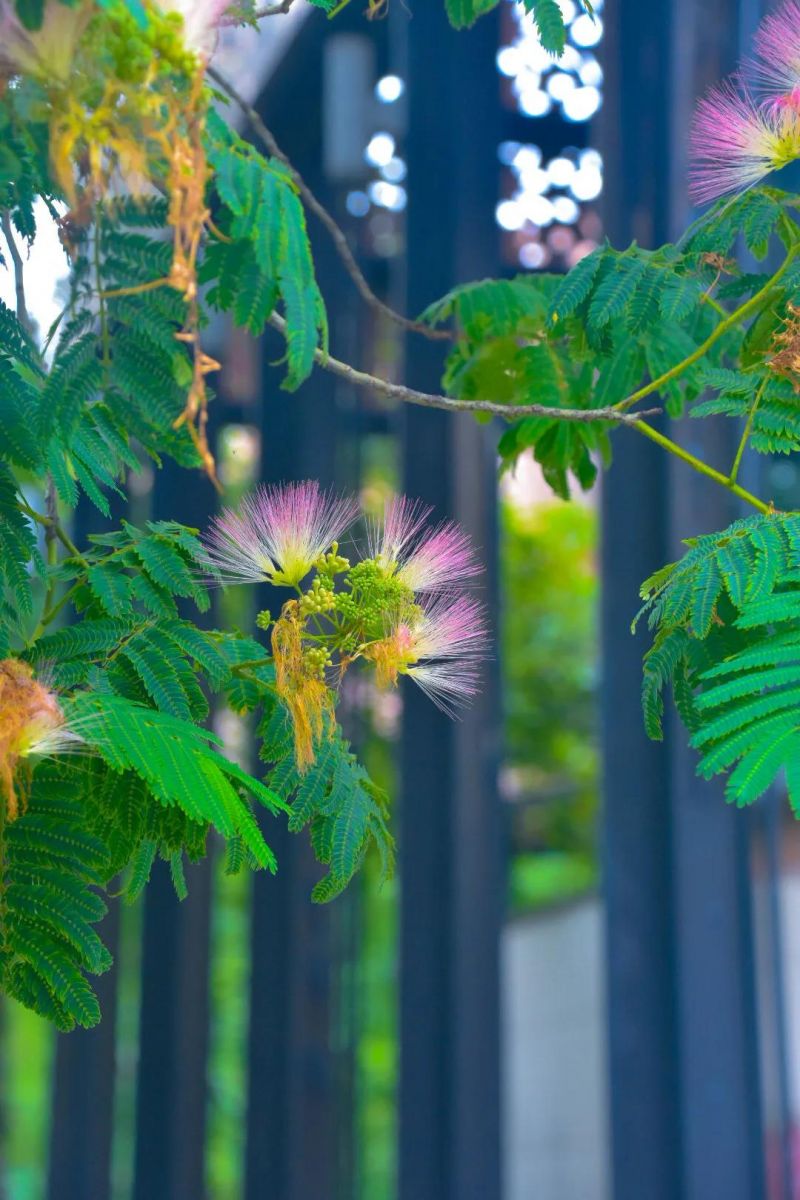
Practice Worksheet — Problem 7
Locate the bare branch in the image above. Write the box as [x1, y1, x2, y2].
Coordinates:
[1, 211, 33, 336]
[268, 313, 660, 425]
[207, 66, 452, 342]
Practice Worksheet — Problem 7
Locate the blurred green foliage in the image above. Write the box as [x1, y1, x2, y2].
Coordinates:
[501, 497, 599, 911]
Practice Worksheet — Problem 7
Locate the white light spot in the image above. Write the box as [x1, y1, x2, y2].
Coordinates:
[578, 56, 603, 86]
[497, 46, 522, 76]
[513, 145, 543, 171]
[375, 75, 405, 103]
[571, 13, 603, 46]
[547, 156, 576, 187]
[518, 89, 552, 117]
[365, 132, 396, 168]
[368, 181, 407, 212]
[558, 45, 582, 71]
[570, 164, 603, 201]
[546, 71, 576, 101]
[552, 195, 580, 223]
[496, 199, 526, 231]
[520, 194, 555, 227]
[580, 148, 604, 170]
[517, 165, 550, 194]
[562, 84, 601, 122]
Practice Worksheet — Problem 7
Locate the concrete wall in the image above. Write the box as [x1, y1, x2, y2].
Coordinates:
[502, 897, 609, 1200]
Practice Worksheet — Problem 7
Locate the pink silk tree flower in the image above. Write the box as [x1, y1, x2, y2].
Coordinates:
[0, 660, 84, 821]
[753, 0, 800, 98]
[202, 481, 360, 588]
[0, 0, 91, 82]
[369, 495, 481, 594]
[371, 592, 488, 715]
[155, 0, 235, 59]
[689, 81, 800, 203]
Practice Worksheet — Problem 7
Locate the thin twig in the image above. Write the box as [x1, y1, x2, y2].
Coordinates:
[1, 211, 33, 336]
[268, 313, 659, 425]
[207, 66, 452, 342]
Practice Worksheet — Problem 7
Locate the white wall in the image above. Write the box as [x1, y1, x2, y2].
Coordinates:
[502, 898, 610, 1200]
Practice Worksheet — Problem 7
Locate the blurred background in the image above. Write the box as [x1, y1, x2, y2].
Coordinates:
[4, 0, 800, 1197]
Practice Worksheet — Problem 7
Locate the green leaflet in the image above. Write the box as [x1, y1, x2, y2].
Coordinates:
[259, 702, 394, 901]
[640, 513, 800, 805]
[443, 0, 593, 54]
[68, 693, 283, 871]
[1, 765, 111, 1030]
[204, 110, 327, 389]
[692, 367, 800, 457]
[444, 0, 498, 28]
[0, 465, 37, 622]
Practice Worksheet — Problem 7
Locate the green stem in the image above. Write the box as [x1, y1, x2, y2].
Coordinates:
[614, 244, 800, 414]
[701, 293, 726, 317]
[230, 655, 273, 673]
[633, 420, 772, 515]
[16, 501, 88, 566]
[729, 376, 769, 485]
[38, 582, 81, 632]
[94, 211, 111, 389]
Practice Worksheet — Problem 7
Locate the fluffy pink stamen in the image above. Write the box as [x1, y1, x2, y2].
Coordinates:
[753, 0, 800, 96]
[398, 593, 488, 714]
[203, 480, 359, 586]
[370, 495, 481, 593]
[368, 495, 431, 562]
[689, 82, 789, 202]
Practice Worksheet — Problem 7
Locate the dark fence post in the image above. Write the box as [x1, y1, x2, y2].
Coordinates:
[244, 20, 359, 1194]
[599, 6, 679, 1189]
[47, 495, 127, 1200]
[132, 462, 217, 1200]
[47, 903, 121, 1200]
[601, 0, 766, 1195]
[400, 7, 503, 1200]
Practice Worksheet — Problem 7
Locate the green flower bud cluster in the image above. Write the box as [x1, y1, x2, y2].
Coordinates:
[93, 1, 196, 87]
[304, 646, 333, 679]
[299, 577, 335, 617]
[316, 542, 350, 580]
[290, 554, 420, 677]
[255, 609, 273, 631]
[343, 559, 417, 641]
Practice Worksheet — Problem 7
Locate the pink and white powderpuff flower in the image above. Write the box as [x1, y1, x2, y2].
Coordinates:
[0, 0, 91, 83]
[689, 81, 800, 203]
[202, 480, 360, 588]
[0, 659, 85, 820]
[154, 0, 234, 60]
[369, 495, 482, 594]
[378, 592, 488, 714]
[752, 0, 800, 99]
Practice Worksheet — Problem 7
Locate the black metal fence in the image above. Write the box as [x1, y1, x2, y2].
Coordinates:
[14, 2, 800, 1199]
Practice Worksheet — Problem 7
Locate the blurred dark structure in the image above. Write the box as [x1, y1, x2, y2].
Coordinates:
[37, 1, 800, 1199]
[602, 1, 789, 1198]
[45, 5, 504, 1200]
